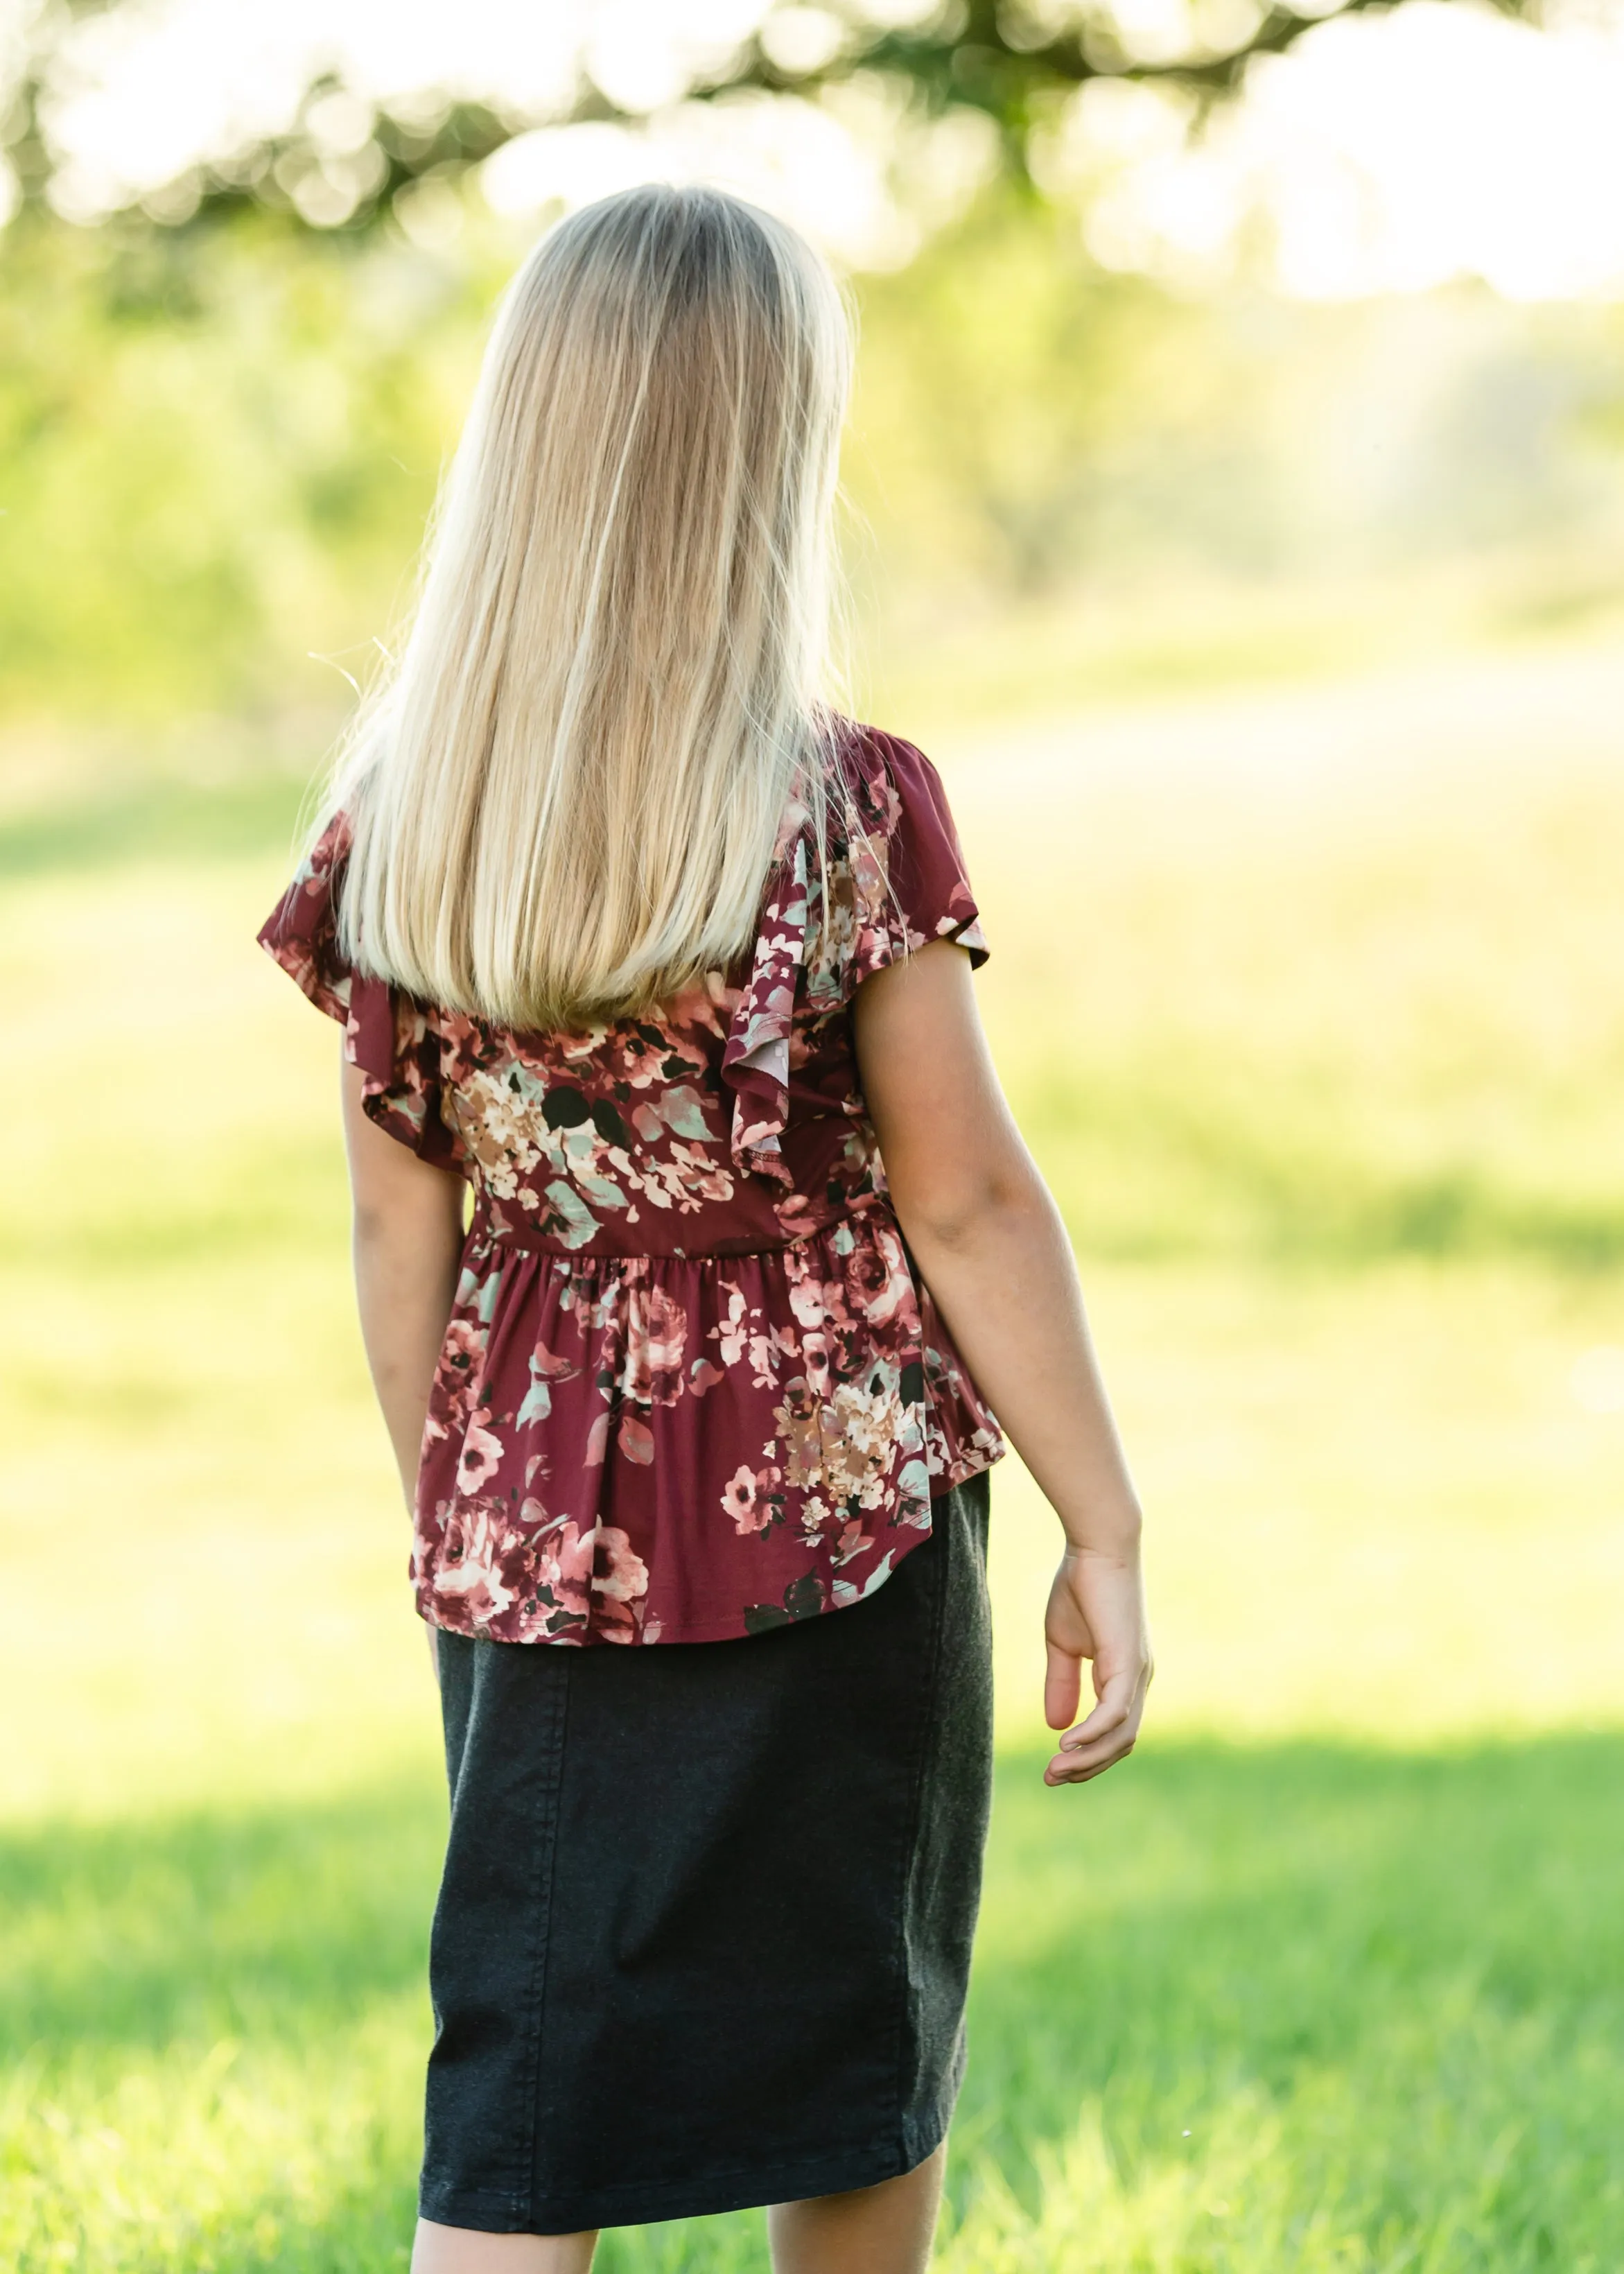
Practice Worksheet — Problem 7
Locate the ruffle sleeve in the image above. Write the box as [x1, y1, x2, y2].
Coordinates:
[841, 727, 988, 993]
[256, 813, 466, 1174]
[719, 723, 988, 1184]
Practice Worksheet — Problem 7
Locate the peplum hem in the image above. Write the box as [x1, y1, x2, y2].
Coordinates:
[412, 1210, 1001, 1648]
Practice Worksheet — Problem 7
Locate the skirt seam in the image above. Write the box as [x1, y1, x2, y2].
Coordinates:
[517, 1666, 568, 2219]
[882, 1494, 954, 2164]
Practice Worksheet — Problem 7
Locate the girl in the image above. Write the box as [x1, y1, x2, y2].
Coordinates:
[259, 184, 1150, 2274]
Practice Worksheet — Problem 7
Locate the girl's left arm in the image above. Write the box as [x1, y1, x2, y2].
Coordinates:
[340, 1058, 466, 1511]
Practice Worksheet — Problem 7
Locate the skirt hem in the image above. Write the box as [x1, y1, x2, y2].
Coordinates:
[417, 2117, 948, 2235]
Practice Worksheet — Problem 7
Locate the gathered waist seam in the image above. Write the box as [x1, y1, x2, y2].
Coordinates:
[466, 1197, 896, 1265]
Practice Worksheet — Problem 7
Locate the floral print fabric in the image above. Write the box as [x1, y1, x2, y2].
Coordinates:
[258, 722, 1003, 1644]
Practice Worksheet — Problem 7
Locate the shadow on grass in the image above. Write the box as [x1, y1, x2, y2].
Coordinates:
[4, 1733, 1621, 2267]
[7, 1733, 1621, 2070]
[0, 1775, 444, 2057]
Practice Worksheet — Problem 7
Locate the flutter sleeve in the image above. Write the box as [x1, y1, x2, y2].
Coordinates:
[843, 727, 989, 992]
[256, 812, 466, 1174]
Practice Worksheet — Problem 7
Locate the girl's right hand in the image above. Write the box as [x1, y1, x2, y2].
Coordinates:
[1042, 1550, 1153, 1788]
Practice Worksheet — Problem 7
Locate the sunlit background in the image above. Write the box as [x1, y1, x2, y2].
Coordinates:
[3, 0, 1623, 2265]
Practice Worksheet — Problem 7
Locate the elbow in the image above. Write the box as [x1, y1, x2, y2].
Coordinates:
[350, 1198, 398, 1251]
[890, 1157, 1046, 1257]
[350, 1191, 460, 1260]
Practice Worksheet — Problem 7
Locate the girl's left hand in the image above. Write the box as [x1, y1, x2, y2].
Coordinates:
[1042, 1550, 1153, 1787]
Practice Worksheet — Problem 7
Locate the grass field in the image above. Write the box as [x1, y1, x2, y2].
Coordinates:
[6, 1739, 1621, 2269]
[3, 636, 1623, 2268]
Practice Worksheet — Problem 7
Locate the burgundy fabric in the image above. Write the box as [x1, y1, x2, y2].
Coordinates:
[258, 722, 1003, 1645]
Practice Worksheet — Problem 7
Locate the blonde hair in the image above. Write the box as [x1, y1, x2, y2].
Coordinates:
[332, 183, 853, 1031]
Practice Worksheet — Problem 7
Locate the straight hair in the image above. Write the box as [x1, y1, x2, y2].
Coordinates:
[330, 183, 854, 1031]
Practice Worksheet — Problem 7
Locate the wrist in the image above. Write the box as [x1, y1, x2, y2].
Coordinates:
[1059, 1502, 1143, 1564]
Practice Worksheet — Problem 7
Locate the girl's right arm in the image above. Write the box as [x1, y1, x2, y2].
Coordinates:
[341, 1062, 466, 1687]
[854, 939, 1153, 1788]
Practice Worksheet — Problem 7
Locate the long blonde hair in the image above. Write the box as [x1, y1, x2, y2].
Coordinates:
[332, 184, 853, 1031]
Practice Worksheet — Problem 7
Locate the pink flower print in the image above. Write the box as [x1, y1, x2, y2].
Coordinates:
[844, 1235, 912, 1328]
[435, 1498, 534, 1624]
[711, 1285, 751, 1366]
[537, 1519, 597, 1624]
[621, 1285, 688, 1407]
[436, 1316, 485, 1386]
[689, 1358, 724, 1396]
[607, 1026, 668, 1091]
[746, 1326, 795, 1387]
[771, 1380, 826, 1494]
[456, 1408, 504, 1493]
[517, 1335, 579, 1426]
[786, 1267, 826, 1334]
[670, 1141, 734, 1204]
[722, 1465, 767, 1534]
[527, 1518, 649, 1642]
[799, 1332, 832, 1399]
[663, 980, 718, 1030]
[425, 1316, 487, 1441]
[593, 1524, 648, 1604]
[772, 1187, 816, 1240]
[850, 833, 889, 920]
[834, 1518, 875, 1565]
[618, 1414, 655, 1464]
[593, 1595, 638, 1642]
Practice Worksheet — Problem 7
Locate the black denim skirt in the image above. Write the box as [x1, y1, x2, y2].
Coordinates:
[418, 1471, 993, 2235]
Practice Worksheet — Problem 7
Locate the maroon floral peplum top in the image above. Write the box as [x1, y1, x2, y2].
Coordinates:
[258, 722, 1003, 1646]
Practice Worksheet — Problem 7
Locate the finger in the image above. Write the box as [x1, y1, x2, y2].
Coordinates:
[1056, 1717, 1139, 1771]
[1045, 1733, 1137, 1787]
[1056, 1715, 1137, 1767]
[1060, 1667, 1135, 1751]
[1043, 1637, 1083, 1733]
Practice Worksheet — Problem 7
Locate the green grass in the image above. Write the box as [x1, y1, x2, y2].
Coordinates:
[3, 650, 1623, 2264]
[4, 1742, 1619, 2269]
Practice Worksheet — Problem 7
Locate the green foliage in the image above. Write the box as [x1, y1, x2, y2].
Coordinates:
[0, 210, 495, 717]
[847, 191, 1228, 592]
[844, 193, 1624, 630]
[6, 195, 1624, 728]
[2, 0, 1473, 244]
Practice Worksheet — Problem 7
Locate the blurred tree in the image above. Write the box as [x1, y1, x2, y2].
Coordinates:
[0, 4, 1611, 729]
[0, 209, 500, 715]
[2, 0, 1535, 238]
[847, 190, 1232, 591]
